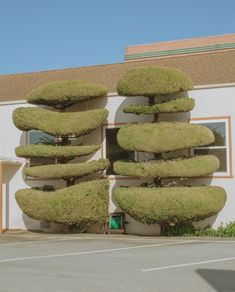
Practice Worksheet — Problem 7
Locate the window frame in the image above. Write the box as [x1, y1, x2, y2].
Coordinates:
[25, 130, 58, 181]
[26, 130, 57, 167]
[190, 116, 232, 178]
[101, 123, 138, 179]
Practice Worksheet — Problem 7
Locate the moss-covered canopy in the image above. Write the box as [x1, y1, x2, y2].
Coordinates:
[117, 122, 214, 153]
[117, 66, 193, 97]
[115, 186, 226, 225]
[114, 155, 219, 178]
[27, 80, 108, 108]
[123, 98, 195, 114]
[24, 159, 109, 179]
[16, 180, 109, 224]
[16, 145, 100, 159]
[13, 107, 108, 137]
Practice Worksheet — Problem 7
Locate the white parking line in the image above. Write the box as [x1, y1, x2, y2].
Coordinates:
[0, 240, 195, 263]
[0, 237, 235, 247]
[0, 236, 192, 246]
[142, 256, 235, 272]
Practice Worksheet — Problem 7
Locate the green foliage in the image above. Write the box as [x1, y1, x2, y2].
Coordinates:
[123, 98, 195, 114]
[194, 222, 235, 237]
[16, 145, 99, 159]
[24, 159, 109, 179]
[114, 186, 226, 225]
[164, 222, 235, 237]
[15, 180, 109, 224]
[114, 155, 219, 178]
[13, 107, 108, 137]
[164, 223, 196, 236]
[27, 80, 108, 108]
[117, 66, 193, 96]
[117, 122, 215, 153]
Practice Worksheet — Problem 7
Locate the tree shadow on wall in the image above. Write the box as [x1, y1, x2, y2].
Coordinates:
[196, 269, 235, 292]
[114, 91, 191, 124]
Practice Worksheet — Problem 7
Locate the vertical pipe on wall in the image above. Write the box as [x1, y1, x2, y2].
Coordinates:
[0, 164, 2, 233]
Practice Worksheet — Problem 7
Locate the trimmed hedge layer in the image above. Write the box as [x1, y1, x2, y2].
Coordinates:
[27, 80, 108, 108]
[13, 107, 108, 137]
[16, 145, 100, 159]
[114, 155, 220, 178]
[24, 159, 109, 179]
[114, 186, 226, 225]
[16, 179, 109, 224]
[117, 66, 193, 96]
[123, 98, 195, 114]
[117, 122, 214, 153]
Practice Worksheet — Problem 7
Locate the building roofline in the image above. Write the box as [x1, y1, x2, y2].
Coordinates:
[0, 42, 234, 78]
[126, 33, 235, 49]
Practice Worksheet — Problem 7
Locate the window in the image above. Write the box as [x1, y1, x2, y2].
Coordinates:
[104, 127, 135, 175]
[191, 118, 231, 176]
[27, 130, 56, 167]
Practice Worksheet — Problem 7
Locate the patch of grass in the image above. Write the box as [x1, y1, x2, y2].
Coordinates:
[195, 222, 235, 237]
[117, 66, 193, 96]
[117, 122, 215, 153]
[16, 179, 109, 225]
[114, 155, 219, 178]
[123, 98, 195, 114]
[24, 159, 109, 179]
[114, 186, 226, 225]
[164, 222, 235, 237]
[27, 80, 108, 108]
[164, 223, 196, 236]
[13, 107, 108, 137]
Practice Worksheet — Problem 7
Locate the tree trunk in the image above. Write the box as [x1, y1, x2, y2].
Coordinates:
[149, 96, 162, 187]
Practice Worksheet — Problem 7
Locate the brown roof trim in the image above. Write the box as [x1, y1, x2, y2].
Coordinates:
[0, 50, 235, 102]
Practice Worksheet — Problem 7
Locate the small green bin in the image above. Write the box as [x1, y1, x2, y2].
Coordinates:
[109, 215, 123, 229]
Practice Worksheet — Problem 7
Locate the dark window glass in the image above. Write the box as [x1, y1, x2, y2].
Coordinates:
[29, 131, 55, 145]
[28, 131, 56, 166]
[194, 148, 227, 172]
[105, 128, 135, 175]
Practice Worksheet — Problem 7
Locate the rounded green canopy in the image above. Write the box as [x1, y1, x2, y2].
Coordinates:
[24, 159, 109, 179]
[117, 122, 214, 153]
[114, 155, 220, 178]
[13, 107, 108, 137]
[115, 186, 226, 225]
[123, 98, 195, 114]
[16, 145, 100, 159]
[16, 179, 109, 224]
[117, 66, 193, 96]
[27, 80, 108, 108]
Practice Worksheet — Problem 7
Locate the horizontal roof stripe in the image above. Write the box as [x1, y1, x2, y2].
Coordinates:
[125, 43, 235, 60]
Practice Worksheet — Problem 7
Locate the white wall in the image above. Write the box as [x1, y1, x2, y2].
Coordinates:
[0, 84, 234, 234]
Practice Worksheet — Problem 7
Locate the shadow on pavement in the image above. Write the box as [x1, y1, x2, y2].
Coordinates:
[196, 269, 235, 292]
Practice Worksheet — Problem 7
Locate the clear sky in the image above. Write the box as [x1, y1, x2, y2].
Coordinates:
[0, 0, 234, 75]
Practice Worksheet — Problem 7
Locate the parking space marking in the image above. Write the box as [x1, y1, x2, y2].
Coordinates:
[142, 256, 235, 272]
[0, 236, 193, 246]
[0, 240, 195, 263]
[1, 236, 235, 247]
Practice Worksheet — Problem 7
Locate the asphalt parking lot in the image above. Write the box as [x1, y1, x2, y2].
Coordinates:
[0, 231, 234, 292]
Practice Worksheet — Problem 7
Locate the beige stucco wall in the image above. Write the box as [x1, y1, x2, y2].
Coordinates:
[0, 84, 234, 234]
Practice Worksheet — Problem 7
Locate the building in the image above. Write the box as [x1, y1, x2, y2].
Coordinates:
[0, 33, 235, 235]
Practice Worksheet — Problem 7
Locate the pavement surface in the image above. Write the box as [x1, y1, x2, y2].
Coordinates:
[0, 231, 234, 292]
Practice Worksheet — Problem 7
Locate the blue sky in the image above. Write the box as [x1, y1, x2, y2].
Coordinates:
[0, 0, 234, 75]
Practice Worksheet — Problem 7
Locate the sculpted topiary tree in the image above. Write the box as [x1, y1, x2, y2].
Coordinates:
[114, 66, 226, 233]
[13, 80, 110, 230]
